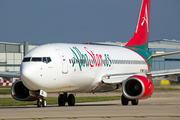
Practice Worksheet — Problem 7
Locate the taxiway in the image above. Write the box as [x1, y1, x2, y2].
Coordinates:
[0, 91, 180, 120]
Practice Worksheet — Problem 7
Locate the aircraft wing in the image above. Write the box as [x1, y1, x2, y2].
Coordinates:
[102, 69, 180, 84]
[0, 71, 20, 81]
[151, 51, 180, 58]
[102, 76, 128, 84]
[146, 69, 180, 81]
[101, 72, 146, 84]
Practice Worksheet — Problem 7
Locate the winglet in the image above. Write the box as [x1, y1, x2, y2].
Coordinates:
[125, 0, 151, 50]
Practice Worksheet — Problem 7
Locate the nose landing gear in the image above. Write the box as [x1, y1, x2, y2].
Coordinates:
[37, 97, 47, 107]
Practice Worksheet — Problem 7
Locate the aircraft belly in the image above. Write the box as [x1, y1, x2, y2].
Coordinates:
[40, 69, 95, 92]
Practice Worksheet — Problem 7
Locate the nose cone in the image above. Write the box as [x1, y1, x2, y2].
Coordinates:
[20, 63, 40, 90]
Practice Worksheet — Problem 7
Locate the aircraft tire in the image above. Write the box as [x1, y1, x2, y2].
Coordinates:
[42, 99, 47, 107]
[121, 94, 129, 105]
[58, 94, 66, 106]
[68, 94, 75, 106]
[37, 99, 42, 107]
[131, 99, 139, 105]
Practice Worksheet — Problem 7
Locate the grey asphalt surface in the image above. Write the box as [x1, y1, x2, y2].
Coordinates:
[0, 90, 180, 120]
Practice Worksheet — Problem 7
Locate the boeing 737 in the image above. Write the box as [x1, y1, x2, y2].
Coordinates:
[2, 0, 180, 107]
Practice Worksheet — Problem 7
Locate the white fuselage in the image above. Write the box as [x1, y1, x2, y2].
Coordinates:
[20, 43, 148, 93]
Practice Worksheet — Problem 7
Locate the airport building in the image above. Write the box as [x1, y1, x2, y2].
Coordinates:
[0, 41, 38, 72]
[0, 39, 180, 72]
[149, 40, 180, 71]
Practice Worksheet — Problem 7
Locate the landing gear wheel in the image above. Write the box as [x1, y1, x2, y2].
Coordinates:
[37, 98, 47, 107]
[37, 99, 42, 107]
[68, 94, 75, 106]
[42, 99, 47, 107]
[58, 94, 66, 106]
[121, 94, 129, 105]
[131, 99, 139, 105]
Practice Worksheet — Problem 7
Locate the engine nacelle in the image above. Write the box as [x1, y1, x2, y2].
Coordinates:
[11, 80, 38, 101]
[122, 75, 154, 100]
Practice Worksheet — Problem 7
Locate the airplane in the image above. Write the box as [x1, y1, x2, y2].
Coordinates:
[2, 0, 180, 107]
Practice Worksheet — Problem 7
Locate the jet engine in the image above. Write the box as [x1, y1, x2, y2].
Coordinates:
[122, 75, 154, 100]
[11, 80, 38, 101]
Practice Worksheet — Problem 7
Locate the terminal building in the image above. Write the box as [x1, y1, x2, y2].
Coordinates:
[1, 39, 180, 72]
[0, 41, 38, 72]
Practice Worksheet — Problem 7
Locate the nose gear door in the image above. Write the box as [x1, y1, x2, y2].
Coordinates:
[56, 49, 68, 74]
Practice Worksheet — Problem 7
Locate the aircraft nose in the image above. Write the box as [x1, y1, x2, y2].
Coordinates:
[20, 63, 40, 90]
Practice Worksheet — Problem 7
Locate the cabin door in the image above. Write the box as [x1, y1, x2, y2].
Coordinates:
[56, 49, 68, 74]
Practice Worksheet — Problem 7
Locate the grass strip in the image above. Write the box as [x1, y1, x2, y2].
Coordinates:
[0, 96, 121, 106]
[0, 86, 11, 88]
[0, 89, 11, 94]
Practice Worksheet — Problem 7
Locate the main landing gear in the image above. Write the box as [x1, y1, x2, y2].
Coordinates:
[121, 94, 139, 105]
[37, 97, 47, 107]
[58, 92, 75, 106]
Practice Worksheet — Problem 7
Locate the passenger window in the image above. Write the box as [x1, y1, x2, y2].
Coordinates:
[32, 57, 42, 62]
[22, 57, 31, 62]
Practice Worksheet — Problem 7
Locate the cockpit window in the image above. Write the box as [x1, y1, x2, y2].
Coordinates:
[43, 57, 52, 63]
[22, 57, 31, 62]
[32, 57, 42, 62]
[43, 57, 47, 63]
[47, 57, 52, 63]
[22, 57, 52, 63]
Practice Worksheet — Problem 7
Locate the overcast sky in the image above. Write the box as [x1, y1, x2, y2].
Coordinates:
[0, 0, 179, 45]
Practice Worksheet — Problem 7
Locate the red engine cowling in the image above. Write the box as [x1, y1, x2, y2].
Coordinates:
[122, 75, 154, 100]
[11, 80, 38, 101]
